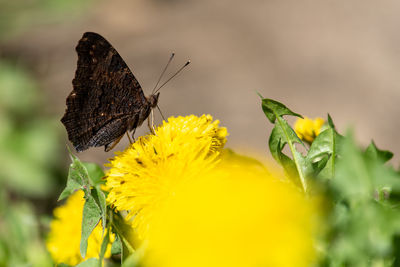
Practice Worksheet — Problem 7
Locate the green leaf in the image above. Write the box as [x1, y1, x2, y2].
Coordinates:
[75, 258, 100, 267]
[58, 154, 109, 260]
[268, 117, 308, 192]
[323, 133, 400, 265]
[80, 195, 102, 258]
[392, 236, 400, 266]
[59, 153, 91, 200]
[94, 186, 107, 230]
[365, 140, 393, 163]
[276, 144, 302, 188]
[111, 235, 122, 255]
[307, 128, 336, 179]
[99, 228, 110, 265]
[261, 98, 302, 123]
[269, 123, 302, 160]
[311, 154, 330, 177]
[112, 214, 136, 262]
[334, 133, 400, 200]
[327, 113, 335, 128]
[306, 114, 345, 180]
[83, 162, 105, 186]
[58, 177, 82, 201]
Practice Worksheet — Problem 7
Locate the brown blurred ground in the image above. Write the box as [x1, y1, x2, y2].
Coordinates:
[4, 0, 400, 164]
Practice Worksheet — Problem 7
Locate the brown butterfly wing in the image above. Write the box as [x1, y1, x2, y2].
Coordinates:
[61, 32, 148, 151]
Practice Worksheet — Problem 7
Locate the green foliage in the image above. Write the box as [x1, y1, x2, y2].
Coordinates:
[0, 190, 53, 267]
[111, 213, 136, 263]
[324, 134, 400, 266]
[0, 61, 62, 197]
[0, 1, 101, 265]
[307, 115, 343, 180]
[75, 258, 100, 267]
[80, 194, 102, 259]
[59, 154, 107, 259]
[59, 153, 91, 201]
[260, 97, 342, 190]
[57, 152, 145, 266]
[111, 236, 122, 256]
[51, 95, 400, 266]
[261, 97, 400, 266]
[99, 228, 111, 263]
[261, 97, 315, 192]
[365, 140, 394, 163]
[0, 0, 93, 40]
[0, 60, 64, 266]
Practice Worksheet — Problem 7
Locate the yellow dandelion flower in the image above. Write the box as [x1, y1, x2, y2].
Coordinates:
[46, 190, 113, 266]
[294, 116, 325, 143]
[105, 115, 228, 240]
[143, 161, 319, 267]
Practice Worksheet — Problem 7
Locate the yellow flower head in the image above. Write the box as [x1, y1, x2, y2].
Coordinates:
[105, 115, 228, 240]
[294, 116, 325, 143]
[143, 161, 318, 267]
[46, 190, 113, 266]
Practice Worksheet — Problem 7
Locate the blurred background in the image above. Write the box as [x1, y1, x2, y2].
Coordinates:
[1, 0, 400, 265]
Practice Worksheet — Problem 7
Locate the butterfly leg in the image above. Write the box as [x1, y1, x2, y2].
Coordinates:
[148, 109, 156, 134]
[126, 132, 133, 144]
[130, 128, 136, 142]
[104, 134, 124, 152]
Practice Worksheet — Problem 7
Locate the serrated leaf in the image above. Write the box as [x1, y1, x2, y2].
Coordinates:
[261, 98, 302, 123]
[268, 120, 308, 192]
[80, 196, 102, 258]
[325, 134, 400, 264]
[269, 121, 303, 160]
[75, 258, 100, 267]
[365, 140, 393, 163]
[334, 132, 400, 201]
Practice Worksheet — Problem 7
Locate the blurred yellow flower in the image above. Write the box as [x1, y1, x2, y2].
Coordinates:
[46, 190, 113, 266]
[294, 116, 325, 143]
[143, 162, 318, 267]
[105, 115, 228, 240]
[105, 114, 318, 267]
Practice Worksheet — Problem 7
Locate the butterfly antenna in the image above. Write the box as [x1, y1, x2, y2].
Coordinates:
[154, 60, 190, 94]
[156, 104, 166, 121]
[152, 53, 175, 94]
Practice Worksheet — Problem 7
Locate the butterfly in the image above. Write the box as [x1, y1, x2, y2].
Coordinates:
[61, 32, 161, 152]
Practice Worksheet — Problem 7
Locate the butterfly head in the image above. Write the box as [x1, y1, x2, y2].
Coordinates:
[148, 92, 160, 108]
